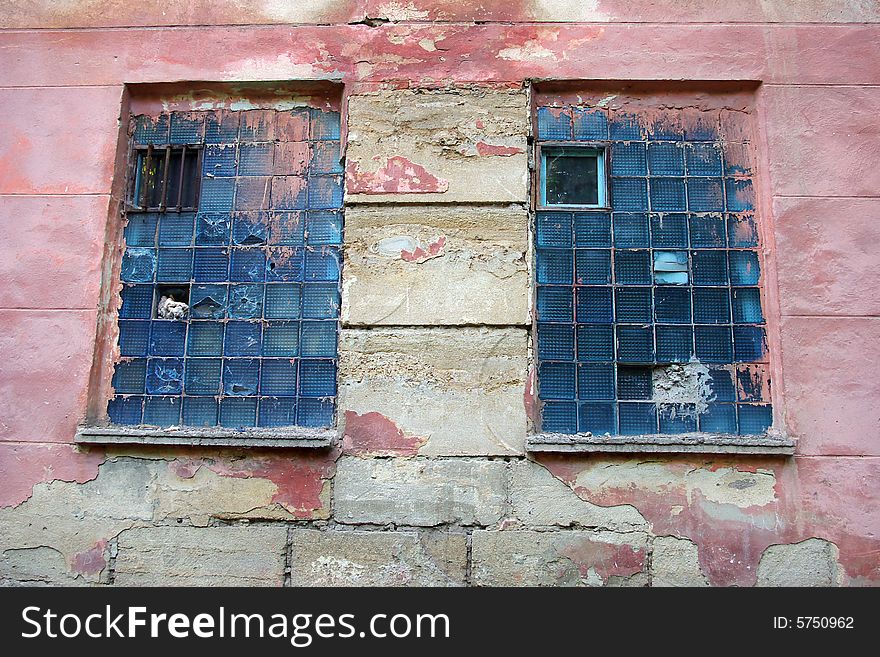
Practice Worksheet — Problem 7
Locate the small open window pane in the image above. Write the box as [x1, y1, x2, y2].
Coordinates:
[543, 148, 605, 207]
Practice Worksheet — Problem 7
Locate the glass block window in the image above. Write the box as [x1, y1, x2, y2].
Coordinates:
[109, 107, 343, 429]
[535, 104, 771, 437]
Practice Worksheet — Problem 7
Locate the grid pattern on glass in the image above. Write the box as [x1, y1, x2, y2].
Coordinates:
[536, 105, 770, 436]
[110, 108, 343, 429]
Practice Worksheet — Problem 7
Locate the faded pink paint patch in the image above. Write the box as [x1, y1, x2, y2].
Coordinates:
[169, 459, 202, 479]
[559, 538, 646, 582]
[401, 235, 446, 263]
[342, 411, 426, 456]
[523, 365, 539, 425]
[71, 539, 107, 576]
[475, 141, 524, 156]
[346, 157, 449, 194]
[0, 443, 104, 508]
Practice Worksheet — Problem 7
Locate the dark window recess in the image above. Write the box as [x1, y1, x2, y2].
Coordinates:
[130, 145, 201, 211]
[542, 148, 604, 206]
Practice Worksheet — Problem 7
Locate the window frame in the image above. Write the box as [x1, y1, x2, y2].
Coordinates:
[126, 143, 204, 213]
[536, 142, 610, 211]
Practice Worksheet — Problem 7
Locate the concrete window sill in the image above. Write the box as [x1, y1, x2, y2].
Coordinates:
[75, 425, 336, 449]
[526, 432, 795, 455]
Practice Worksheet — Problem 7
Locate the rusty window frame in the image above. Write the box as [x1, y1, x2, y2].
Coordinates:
[127, 144, 203, 213]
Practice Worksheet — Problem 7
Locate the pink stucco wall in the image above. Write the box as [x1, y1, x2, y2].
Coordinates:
[1, 1, 878, 585]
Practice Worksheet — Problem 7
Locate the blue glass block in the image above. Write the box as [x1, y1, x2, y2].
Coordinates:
[736, 366, 769, 402]
[190, 284, 227, 319]
[204, 111, 240, 144]
[578, 402, 615, 435]
[689, 214, 726, 248]
[232, 213, 268, 245]
[304, 248, 340, 282]
[235, 175, 272, 210]
[725, 178, 754, 211]
[537, 324, 574, 361]
[271, 176, 307, 210]
[537, 286, 573, 323]
[228, 284, 264, 319]
[297, 398, 335, 428]
[614, 250, 651, 285]
[311, 141, 343, 174]
[220, 397, 257, 428]
[256, 360, 296, 397]
[687, 178, 724, 212]
[576, 287, 613, 324]
[732, 288, 764, 324]
[610, 114, 642, 141]
[695, 326, 733, 363]
[577, 363, 615, 400]
[266, 247, 304, 282]
[120, 285, 154, 319]
[615, 287, 652, 323]
[224, 321, 262, 356]
[537, 249, 573, 285]
[611, 142, 647, 176]
[647, 115, 681, 141]
[618, 402, 658, 435]
[574, 213, 611, 247]
[659, 405, 697, 433]
[259, 397, 298, 427]
[738, 404, 772, 435]
[146, 358, 184, 395]
[187, 321, 224, 356]
[647, 142, 685, 176]
[575, 250, 611, 284]
[613, 213, 649, 248]
[302, 283, 340, 319]
[729, 250, 760, 286]
[300, 359, 337, 397]
[577, 325, 614, 361]
[199, 178, 235, 212]
[734, 326, 767, 362]
[617, 365, 652, 400]
[308, 176, 344, 209]
[108, 395, 143, 425]
[616, 325, 654, 363]
[306, 211, 343, 246]
[542, 401, 577, 433]
[686, 143, 723, 176]
[573, 109, 609, 141]
[684, 115, 718, 141]
[265, 283, 301, 319]
[268, 211, 305, 246]
[301, 320, 337, 358]
[182, 397, 219, 427]
[537, 107, 571, 140]
[263, 321, 300, 357]
[223, 358, 260, 396]
[311, 109, 341, 140]
[537, 212, 573, 247]
[539, 362, 576, 400]
[195, 213, 231, 246]
[170, 113, 203, 144]
[149, 321, 186, 356]
[229, 248, 266, 282]
[121, 248, 156, 283]
[156, 248, 193, 282]
[655, 326, 693, 362]
[693, 288, 730, 324]
[143, 396, 182, 425]
[124, 213, 158, 247]
[649, 178, 686, 212]
[699, 402, 736, 433]
[158, 213, 195, 246]
[652, 250, 689, 285]
[611, 178, 648, 211]
[707, 367, 736, 402]
[184, 358, 221, 395]
[133, 114, 169, 145]
[692, 250, 729, 285]
[238, 143, 274, 176]
[203, 144, 237, 177]
[239, 110, 274, 141]
[112, 359, 147, 394]
[118, 320, 150, 356]
[728, 214, 758, 248]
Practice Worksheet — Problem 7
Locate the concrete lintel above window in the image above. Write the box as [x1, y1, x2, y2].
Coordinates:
[526, 432, 794, 455]
[75, 425, 335, 449]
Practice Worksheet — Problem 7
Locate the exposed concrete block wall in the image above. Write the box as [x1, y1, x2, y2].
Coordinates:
[1, 1, 879, 587]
